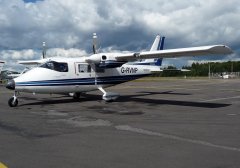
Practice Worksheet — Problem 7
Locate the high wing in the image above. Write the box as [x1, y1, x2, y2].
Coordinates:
[115, 45, 232, 62]
[18, 59, 47, 65]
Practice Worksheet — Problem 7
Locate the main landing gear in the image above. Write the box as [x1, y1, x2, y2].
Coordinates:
[8, 91, 18, 107]
[69, 92, 81, 99]
[98, 86, 119, 102]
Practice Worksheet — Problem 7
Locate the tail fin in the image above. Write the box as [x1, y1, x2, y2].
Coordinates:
[150, 35, 161, 51]
[153, 36, 165, 66]
[129, 35, 165, 66]
[141, 35, 165, 66]
[159, 36, 165, 50]
[150, 35, 165, 51]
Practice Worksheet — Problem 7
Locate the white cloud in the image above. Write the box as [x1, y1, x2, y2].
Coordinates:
[0, 47, 87, 71]
[1, 0, 240, 47]
[0, 0, 239, 70]
[0, 49, 36, 60]
[47, 48, 87, 57]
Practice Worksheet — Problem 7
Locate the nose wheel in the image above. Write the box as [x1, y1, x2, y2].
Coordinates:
[8, 92, 18, 107]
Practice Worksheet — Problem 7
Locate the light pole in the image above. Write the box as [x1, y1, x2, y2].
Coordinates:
[208, 62, 211, 79]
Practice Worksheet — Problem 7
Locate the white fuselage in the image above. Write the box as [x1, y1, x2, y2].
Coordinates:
[14, 57, 160, 94]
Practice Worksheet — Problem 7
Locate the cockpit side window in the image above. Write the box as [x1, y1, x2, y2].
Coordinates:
[40, 61, 68, 72]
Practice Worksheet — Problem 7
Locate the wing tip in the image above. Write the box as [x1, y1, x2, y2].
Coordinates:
[210, 45, 233, 54]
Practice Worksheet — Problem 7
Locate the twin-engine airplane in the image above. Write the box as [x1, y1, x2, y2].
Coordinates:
[6, 34, 232, 107]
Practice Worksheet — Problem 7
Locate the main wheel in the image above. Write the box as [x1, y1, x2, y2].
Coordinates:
[73, 92, 81, 99]
[8, 97, 18, 107]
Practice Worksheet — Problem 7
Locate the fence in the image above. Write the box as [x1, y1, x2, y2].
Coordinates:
[210, 72, 240, 79]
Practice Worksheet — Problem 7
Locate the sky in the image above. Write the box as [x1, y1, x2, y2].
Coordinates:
[0, 0, 239, 71]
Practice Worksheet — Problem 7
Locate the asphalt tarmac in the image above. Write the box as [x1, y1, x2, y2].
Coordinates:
[0, 78, 240, 168]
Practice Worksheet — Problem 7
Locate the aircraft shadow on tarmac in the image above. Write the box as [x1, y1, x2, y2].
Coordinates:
[19, 96, 84, 106]
[18, 91, 231, 108]
[116, 91, 231, 108]
[137, 91, 191, 96]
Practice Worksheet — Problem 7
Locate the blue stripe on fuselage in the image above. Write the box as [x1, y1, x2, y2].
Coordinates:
[16, 74, 149, 87]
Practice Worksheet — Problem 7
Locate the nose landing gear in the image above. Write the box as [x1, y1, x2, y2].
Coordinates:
[8, 91, 18, 107]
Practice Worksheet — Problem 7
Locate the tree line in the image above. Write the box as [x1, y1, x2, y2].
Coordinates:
[152, 61, 240, 77]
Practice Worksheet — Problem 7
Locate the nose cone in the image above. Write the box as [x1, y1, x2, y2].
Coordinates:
[6, 79, 15, 90]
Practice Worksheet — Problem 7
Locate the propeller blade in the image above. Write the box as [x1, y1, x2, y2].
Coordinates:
[93, 33, 97, 54]
[42, 42, 46, 59]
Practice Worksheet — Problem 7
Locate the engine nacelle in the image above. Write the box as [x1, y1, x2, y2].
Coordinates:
[98, 60, 126, 68]
[86, 54, 126, 68]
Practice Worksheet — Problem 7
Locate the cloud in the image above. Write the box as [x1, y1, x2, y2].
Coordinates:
[0, 48, 87, 60]
[47, 48, 87, 57]
[0, 0, 239, 70]
[0, 49, 36, 60]
[0, 47, 87, 71]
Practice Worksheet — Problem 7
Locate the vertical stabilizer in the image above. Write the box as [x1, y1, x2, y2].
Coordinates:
[158, 36, 165, 50]
[153, 36, 165, 66]
[150, 35, 161, 51]
[141, 35, 165, 66]
[127, 35, 165, 66]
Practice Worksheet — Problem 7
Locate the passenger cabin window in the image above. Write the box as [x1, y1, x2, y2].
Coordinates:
[40, 61, 68, 72]
[78, 64, 91, 73]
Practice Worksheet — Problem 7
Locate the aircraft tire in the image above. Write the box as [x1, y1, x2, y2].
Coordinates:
[73, 92, 81, 99]
[8, 97, 18, 107]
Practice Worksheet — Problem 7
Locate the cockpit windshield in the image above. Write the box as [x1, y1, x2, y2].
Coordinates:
[40, 61, 68, 72]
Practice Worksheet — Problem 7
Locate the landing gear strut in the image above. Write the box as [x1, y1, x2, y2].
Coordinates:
[98, 86, 119, 102]
[8, 91, 18, 107]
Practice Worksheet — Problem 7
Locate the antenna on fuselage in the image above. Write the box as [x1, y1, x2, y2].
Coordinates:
[42, 42, 46, 59]
[93, 33, 98, 54]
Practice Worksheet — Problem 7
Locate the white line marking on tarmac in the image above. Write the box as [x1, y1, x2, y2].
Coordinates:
[56, 116, 112, 127]
[115, 125, 240, 152]
[201, 95, 240, 102]
[227, 114, 237, 116]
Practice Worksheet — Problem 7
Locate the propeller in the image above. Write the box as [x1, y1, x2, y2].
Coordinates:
[91, 33, 99, 86]
[42, 42, 46, 59]
[92, 33, 98, 54]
